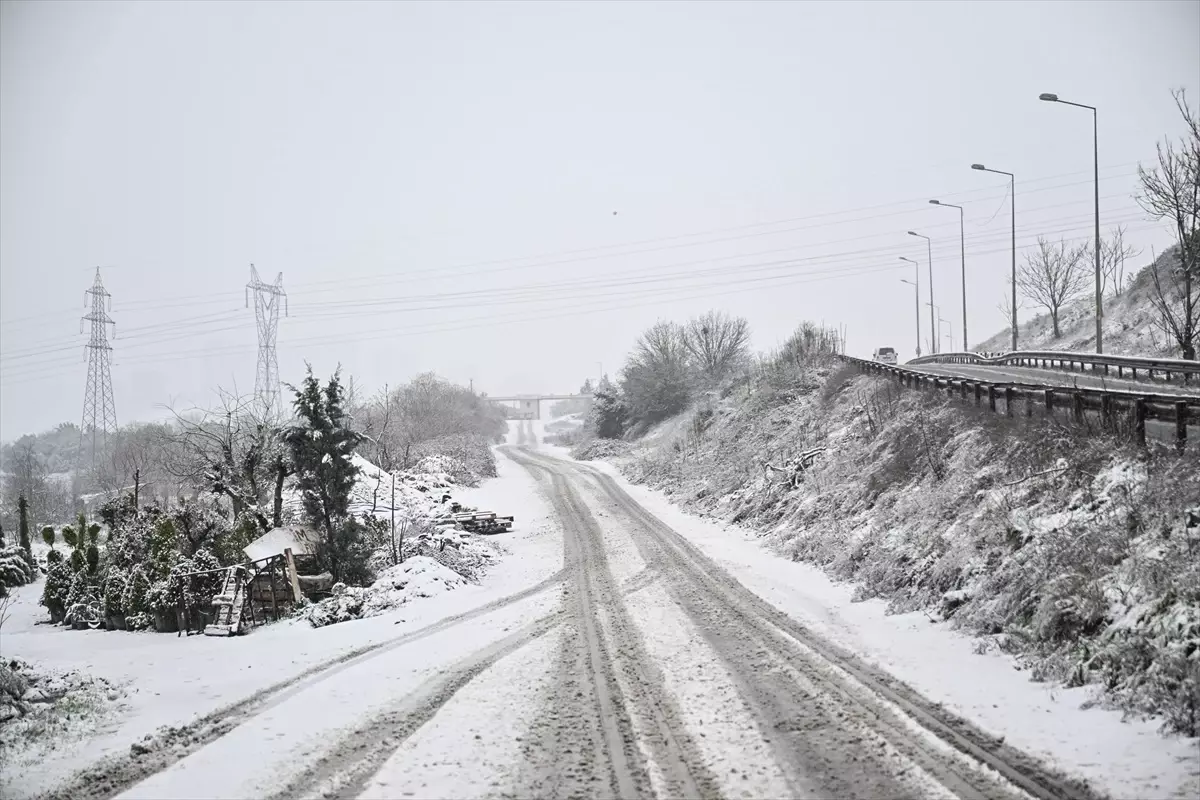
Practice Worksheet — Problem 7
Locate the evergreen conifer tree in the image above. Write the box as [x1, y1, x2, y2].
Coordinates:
[284, 367, 362, 582]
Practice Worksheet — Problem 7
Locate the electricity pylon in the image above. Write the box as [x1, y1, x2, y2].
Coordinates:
[245, 265, 287, 418]
[79, 268, 117, 467]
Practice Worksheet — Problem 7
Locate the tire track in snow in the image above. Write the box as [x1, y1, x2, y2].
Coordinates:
[265, 612, 564, 800]
[506, 447, 721, 800]
[531, 449, 1104, 800]
[41, 570, 566, 800]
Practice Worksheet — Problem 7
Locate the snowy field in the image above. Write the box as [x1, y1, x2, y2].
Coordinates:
[1, 414, 1195, 800]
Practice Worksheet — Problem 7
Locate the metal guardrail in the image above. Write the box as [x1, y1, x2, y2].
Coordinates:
[838, 354, 1198, 451]
[909, 350, 1200, 384]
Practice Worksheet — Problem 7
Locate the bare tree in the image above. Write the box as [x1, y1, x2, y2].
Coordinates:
[1016, 237, 1090, 338]
[356, 385, 397, 513]
[997, 278, 1022, 333]
[1, 440, 48, 528]
[621, 320, 692, 424]
[1137, 89, 1199, 359]
[161, 390, 278, 530]
[683, 310, 751, 387]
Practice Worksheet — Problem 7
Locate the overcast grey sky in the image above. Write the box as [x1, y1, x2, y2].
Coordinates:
[1, 0, 1197, 438]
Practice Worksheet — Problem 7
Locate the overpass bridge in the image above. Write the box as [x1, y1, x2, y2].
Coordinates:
[486, 393, 593, 420]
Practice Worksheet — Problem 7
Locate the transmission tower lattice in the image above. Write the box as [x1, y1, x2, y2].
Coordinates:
[245, 265, 287, 417]
[80, 268, 118, 466]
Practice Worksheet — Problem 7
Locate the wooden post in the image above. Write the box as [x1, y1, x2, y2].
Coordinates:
[1101, 394, 1114, 430]
[1117, 365, 1123, 378]
[1004, 387, 1014, 417]
[1135, 398, 1147, 447]
[284, 547, 303, 604]
[1176, 401, 1188, 453]
[973, 383, 981, 406]
[269, 558, 279, 621]
[1044, 389, 1054, 416]
[1024, 390, 1033, 418]
[988, 385, 997, 413]
[1072, 393, 1084, 425]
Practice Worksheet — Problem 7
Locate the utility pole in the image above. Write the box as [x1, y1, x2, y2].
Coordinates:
[79, 268, 118, 468]
[245, 265, 288, 418]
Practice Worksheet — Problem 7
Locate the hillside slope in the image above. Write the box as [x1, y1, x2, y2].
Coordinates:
[975, 248, 1185, 357]
[578, 362, 1200, 735]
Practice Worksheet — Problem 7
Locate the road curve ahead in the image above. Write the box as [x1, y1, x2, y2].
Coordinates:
[74, 419, 1105, 800]
[500, 421, 1102, 800]
[914, 362, 1200, 397]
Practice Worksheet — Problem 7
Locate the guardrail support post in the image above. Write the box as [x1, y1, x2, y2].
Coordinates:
[1004, 387, 1014, 417]
[973, 383, 980, 406]
[1176, 401, 1188, 453]
[1072, 393, 1084, 425]
[988, 385, 997, 412]
[1044, 389, 1054, 416]
[1101, 395, 1114, 430]
[1135, 399, 1147, 447]
[1117, 365, 1123, 378]
[1024, 391, 1033, 418]
[1132, 367, 1138, 380]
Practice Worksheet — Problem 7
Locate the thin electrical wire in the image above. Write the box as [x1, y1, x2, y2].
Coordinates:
[2, 218, 1160, 385]
[0, 162, 1141, 327]
[2, 205, 1149, 369]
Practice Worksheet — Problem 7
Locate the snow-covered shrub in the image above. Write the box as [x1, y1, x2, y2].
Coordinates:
[0, 545, 33, 597]
[103, 568, 127, 619]
[305, 556, 468, 627]
[41, 551, 72, 623]
[410, 433, 497, 484]
[121, 565, 151, 625]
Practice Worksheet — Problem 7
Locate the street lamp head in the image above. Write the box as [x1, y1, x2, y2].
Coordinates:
[1039, 93, 1059, 102]
[907, 230, 919, 236]
[929, 199, 941, 205]
[971, 163, 986, 171]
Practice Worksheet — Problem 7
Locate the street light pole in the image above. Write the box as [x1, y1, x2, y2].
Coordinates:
[926, 301, 940, 355]
[929, 199, 968, 352]
[1039, 92, 1102, 354]
[971, 164, 1017, 351]
[908, 230, 936, 355]
[900, 264, 921, 358]
[940, 318, 953, 352]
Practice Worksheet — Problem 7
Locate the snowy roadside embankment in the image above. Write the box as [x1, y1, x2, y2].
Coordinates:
[585, 370, 1200, 738]
[557, 420, 1200, 800]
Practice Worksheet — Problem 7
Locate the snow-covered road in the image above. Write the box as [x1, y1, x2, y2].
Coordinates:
[10, 419, 1198, 800]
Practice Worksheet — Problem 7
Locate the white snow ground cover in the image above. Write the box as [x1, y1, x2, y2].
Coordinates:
[0, 431, 562, 800]
[304, 556, 469, 627]
[567, 432, 1200, 800]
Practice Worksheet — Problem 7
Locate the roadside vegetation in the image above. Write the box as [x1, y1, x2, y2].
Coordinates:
[576, 308, 1199, 735]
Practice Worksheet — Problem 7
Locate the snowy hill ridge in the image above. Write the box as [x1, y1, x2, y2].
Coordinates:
[975, 248, 1185, 357]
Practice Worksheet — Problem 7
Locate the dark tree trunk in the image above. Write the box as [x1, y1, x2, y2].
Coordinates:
[273, 465, 287, 529]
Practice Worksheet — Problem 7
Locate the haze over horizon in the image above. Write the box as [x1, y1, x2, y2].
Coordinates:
[2, 0, 1197, 439]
